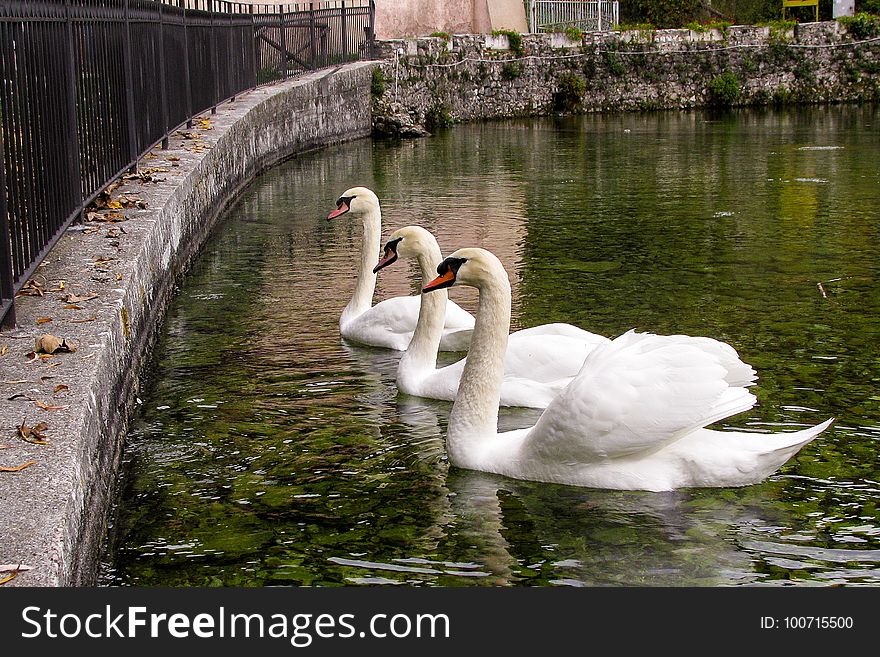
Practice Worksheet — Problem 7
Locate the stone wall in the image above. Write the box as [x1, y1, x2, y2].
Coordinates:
[0, 62, 376, 586]
[372, 21, 880, 132]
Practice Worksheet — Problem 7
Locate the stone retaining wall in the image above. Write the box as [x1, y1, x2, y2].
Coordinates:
[372, 22, 880, 132]
[0, 62, 376, 586]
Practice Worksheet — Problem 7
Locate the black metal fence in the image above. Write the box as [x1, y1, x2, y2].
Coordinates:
[0, 0, 375, 329]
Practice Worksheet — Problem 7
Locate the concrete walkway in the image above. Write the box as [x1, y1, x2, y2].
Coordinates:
[0, 62, 376, 586]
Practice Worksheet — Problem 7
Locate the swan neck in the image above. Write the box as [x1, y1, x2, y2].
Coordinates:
[399, 249, 445, 373]
[344, 207, 381, 322]
[446, 277, 511, 462]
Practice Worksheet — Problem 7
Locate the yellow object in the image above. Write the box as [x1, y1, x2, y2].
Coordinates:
[782, 0, 819, 22]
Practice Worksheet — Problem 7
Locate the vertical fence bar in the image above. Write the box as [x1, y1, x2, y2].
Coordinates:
[279, 4, 287, 79]
[123, 0, 139, 170]
[250, 3, 257, 88]
[181, 0, 193, 128]
[0, 125, 13, 329]
[210, 0, 218, 114]
[309, 3, 317, 69]
[63, 0, 83, 221]
[159, 1, 170, 149]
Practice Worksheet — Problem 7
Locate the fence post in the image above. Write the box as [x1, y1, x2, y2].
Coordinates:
[368, 0, 376, 58]
[341, 1, 347, 59]
[123, 0, 139, 171]
[309, 2, 317, 69]
[159, 1, 170, 149]
[279, 4, 287, 79]
[210, 0, 219, 114]
[63, 0, 83, 220]
[0, 126, 14, 329]
[250, 3, 257, 88]
[180, 0, 194, 129]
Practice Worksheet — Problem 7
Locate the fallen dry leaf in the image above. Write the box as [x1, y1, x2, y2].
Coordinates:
[47, 281, 65, 292]
[61, 292, 98, 304]
[0, 460, 37, 472]
[0, 572, 18, 585]
[54, 384, 69, 394]
[35, 334, 77, 355]
[69, 316, 97, 324]
[87, 211, 126, 223]
[0, 564, 32, 573]
[0, 444, 13, 450]
[8, 393, 35, 402]
[64, 304, 83, 310]
[0, 344, 8, 357]
[34, 400, 69, 412]
[2, 379, 29, 384]
[17, 280, 44, 297]
[36, 317, 52, 325]
[17, 421, 49, 444]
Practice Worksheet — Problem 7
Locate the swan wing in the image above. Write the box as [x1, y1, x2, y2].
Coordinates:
[341, 296, 421, 350]
[504, 328, 609, 383]
[524, 331, 757, 462]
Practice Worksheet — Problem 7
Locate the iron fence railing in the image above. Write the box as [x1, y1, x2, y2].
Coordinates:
[0, 0, 375, 329]
[528, 0, 619, 33]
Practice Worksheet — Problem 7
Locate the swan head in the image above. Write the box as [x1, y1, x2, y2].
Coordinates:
[373, 225, 437, 273]
[423, 247, 507, 292]
[327, 186, 379, 220]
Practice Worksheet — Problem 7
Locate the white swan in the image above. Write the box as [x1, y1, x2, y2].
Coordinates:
[327, 187, 474, 351]
[373, 225, 609, 408]
[422, 247, 834, 491]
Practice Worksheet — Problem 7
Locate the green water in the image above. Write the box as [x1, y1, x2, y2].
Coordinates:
[101, 105, 880, 587]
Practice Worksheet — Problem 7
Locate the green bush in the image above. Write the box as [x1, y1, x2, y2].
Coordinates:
[425, 104, 454, 131]
[622, 0, 704, 28]
[492, 29, 525, 57]
[564, 26, 583, 41]
[553, 72, 587, 113]
[501, 62, 523, 80]
[370, 67, 385, 97]
[707, 71, 741, 106]
[838, 12, 880, 38]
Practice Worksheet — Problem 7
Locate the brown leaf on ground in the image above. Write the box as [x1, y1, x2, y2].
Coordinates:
[0, 564, 33, 573]
[34, 401, 69, 412]
[61, 292, 98, 303]
[64, 304, 83, 310]
[0, 444, 13, 450]
[36, 317, 52, 325]
[8, 393, 35, 401]
[17, 421, 49, 444]
[0, 460, 37, 472]
[47, 281, 65, 292]
[0, 344, 8, 357]
[69, 315, 97, 324]
[87, 211, 126, 223]
[54, 384, 69, 394]
[0, 572, 18, 585]
[35, 334, 77, 355]
[17, 280, 44, 297]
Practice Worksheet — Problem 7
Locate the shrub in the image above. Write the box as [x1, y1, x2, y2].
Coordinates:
[425, 104, 454, 130]
[553, 72, 587, 112]
[370, 67, 385, 97]
[707, 72, 741, 106]
[501, 62, 523, 80]
[564, 26, 583, 41]
[492, 29, 525, 57]
[838, 12, 880, 38]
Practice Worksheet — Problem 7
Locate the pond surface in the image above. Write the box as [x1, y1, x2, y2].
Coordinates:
[101, 105, 880, 586]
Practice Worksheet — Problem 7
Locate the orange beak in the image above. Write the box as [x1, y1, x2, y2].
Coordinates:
[423, 268, 456, 293]
[327, 200, 349, 220]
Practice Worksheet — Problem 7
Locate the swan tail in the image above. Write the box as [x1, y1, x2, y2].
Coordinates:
[671, 418, 834, 488]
